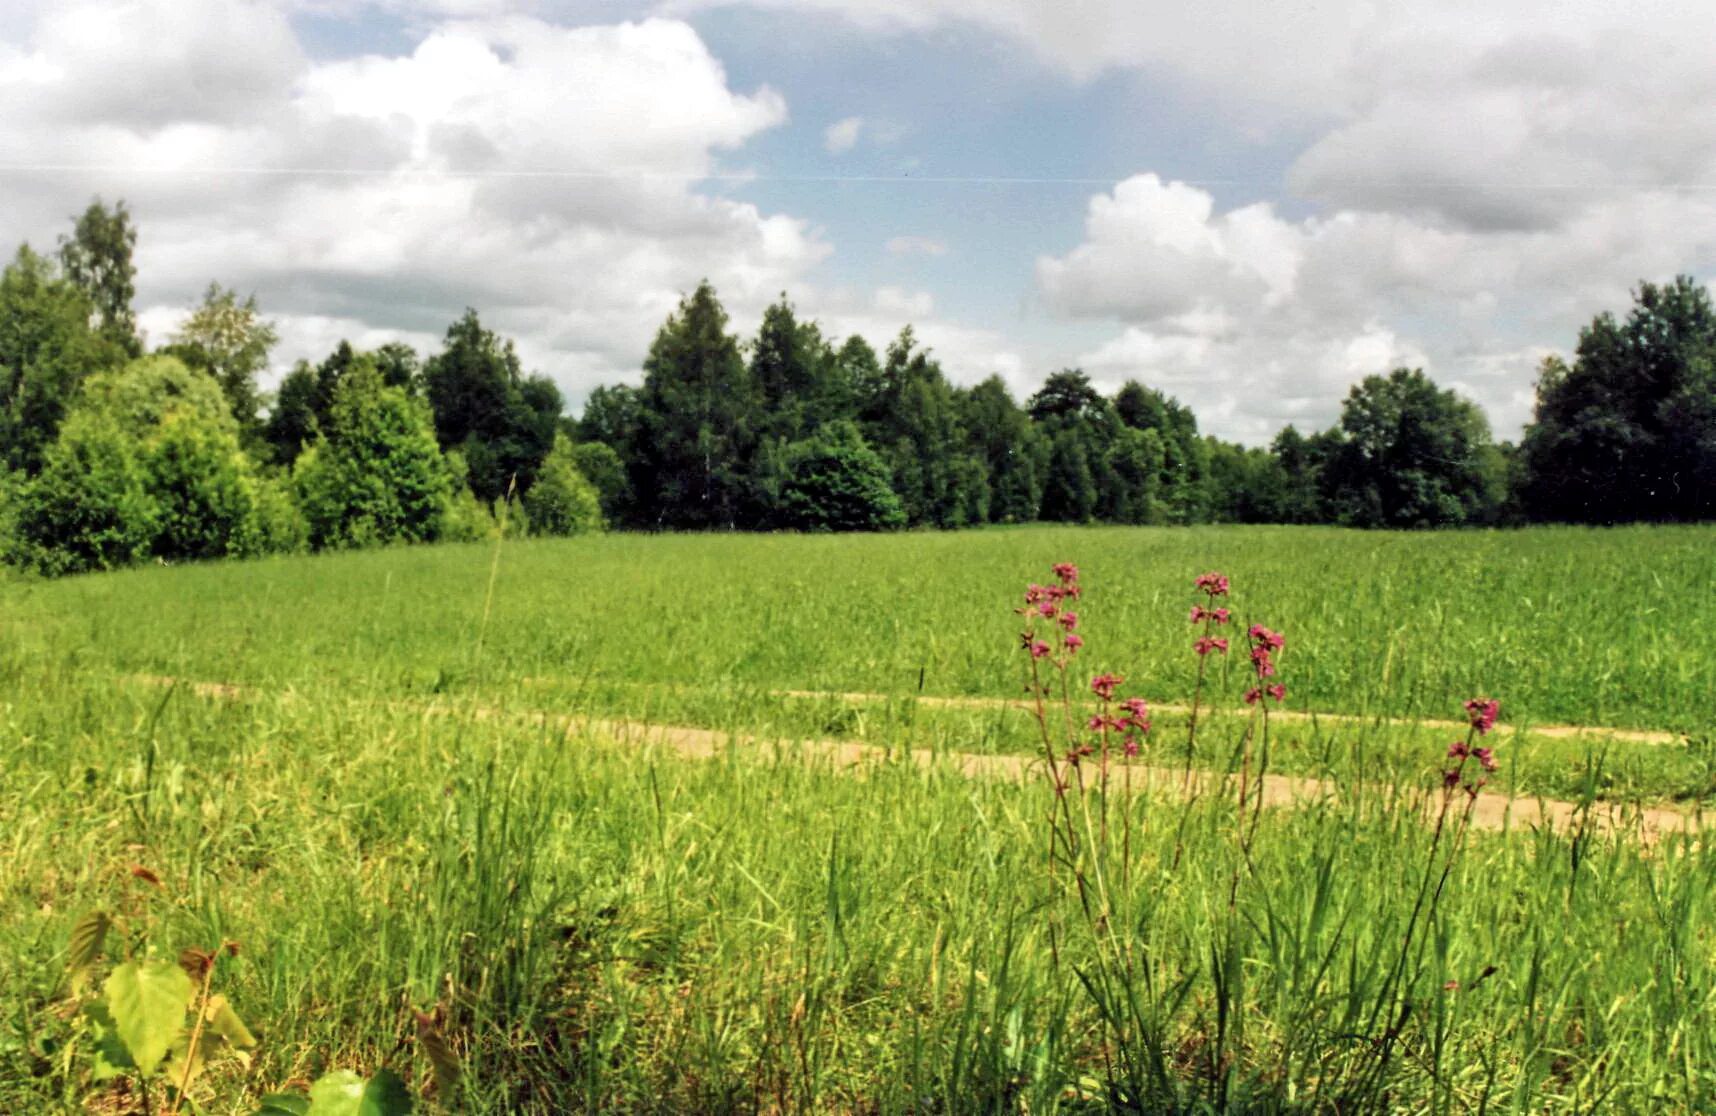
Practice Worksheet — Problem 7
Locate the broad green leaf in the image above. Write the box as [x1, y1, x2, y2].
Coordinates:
[84, 1001, 135, 1081]
[103, 958, 195, 1076]
[66, 910, 110, 994]
[255, 1094, 311, 1115]
[204, 994, 258, 1049]
[165, 1030, 225, 1089]
[303, 1068, 413, 1116]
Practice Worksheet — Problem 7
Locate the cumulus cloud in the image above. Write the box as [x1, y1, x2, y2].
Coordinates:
[1038, 172, 1716, 443]
[0, 1, 830, 405]
[823, 115, 862, 153]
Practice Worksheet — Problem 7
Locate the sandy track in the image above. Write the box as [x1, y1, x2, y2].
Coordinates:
[510, 676, 1689, 746]
[130, 673, 1707, 842]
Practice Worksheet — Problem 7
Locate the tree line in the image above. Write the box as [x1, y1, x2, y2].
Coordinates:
[2, 199, 1711, 575]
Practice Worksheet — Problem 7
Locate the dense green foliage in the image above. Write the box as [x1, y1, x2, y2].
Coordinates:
[292, 362, 454, 550]
[522, 434, 604, 536]
[7, 357, 289, 573]
[2, 199, 1713, 576]
[423, 310, 562, 504]
[1519, 275, 1716, 522]
[774, 419, 907, 531]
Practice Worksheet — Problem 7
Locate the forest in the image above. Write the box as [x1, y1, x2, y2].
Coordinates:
[3, 199, 1713, 574]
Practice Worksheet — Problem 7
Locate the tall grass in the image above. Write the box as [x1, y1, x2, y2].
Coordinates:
[2, 526, 1714, 1112]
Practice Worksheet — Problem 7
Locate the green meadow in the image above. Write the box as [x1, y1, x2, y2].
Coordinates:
[4, 525, 1716, 1112]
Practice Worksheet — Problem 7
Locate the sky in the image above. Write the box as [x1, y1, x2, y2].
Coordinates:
[3, 0, 1715, 444]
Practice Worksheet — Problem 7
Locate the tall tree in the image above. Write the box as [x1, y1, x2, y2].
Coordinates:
[422, 309, 562, 504]
[1264, 425, 1329, 524]
[749, 295, 842, 438]
[1321, 367, 1497, 528]
[264, 360, 320, 466]
[577, 384, 643, 457]
[862, 328, 987, 527]
[57, 198, 140, 358]
[163, 282, 279, 434]
[961, 376, 1045, 523]
[1030, 370, 1128, 522]
[0, 245, 110, 473]
[633, 281, 757, 529]
[1519, 276, 1716, 522]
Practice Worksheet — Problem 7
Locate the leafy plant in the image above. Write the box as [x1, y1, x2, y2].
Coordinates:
[256, 1068, 413, 1116]
[59, 868, 256, 1114]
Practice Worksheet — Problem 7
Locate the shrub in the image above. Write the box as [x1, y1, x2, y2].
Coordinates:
[294, 363, 453, 549]
[9, 410, 156, 574]
[570, 440, 629, 522]
[8, 357, 296, 573]
[524, 434, 604, 537]
[776, 421, 906, 532]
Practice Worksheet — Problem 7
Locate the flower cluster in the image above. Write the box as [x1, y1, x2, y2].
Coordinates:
[1443, 697, 1502, 794]
[1082, 675, 1152, 759]
[1194, 571, 1230, 597]
[1242, 624, 1287, 705]
[1020, 564, 1085, 662]
[1190, 573, 1234, 656]
[1446, 740, 1498, 773]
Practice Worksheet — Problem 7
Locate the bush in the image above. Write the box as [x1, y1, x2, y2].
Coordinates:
[8, 357, 290, 574]
[9, 410, 156, 574]
[524, 434, 604, 537]
[776, 421, 906, 532]
[294, 363, 453, 549]
[145, 410, 260, 561]
[234, 472, 308, 557]
[569, 440, 629, 522]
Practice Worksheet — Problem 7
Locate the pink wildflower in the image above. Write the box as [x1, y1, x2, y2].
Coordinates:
[1249, 646, 1277, 677]
[1090, 673, 1123, 701]
[1473, 747, 1497, 772]
[1464, 698, 1500, 736]
[1248, 625, 1285, 651]
[1194, 572, 1230, 597]
[1058, 611, 1078, 631]
[1447, 741, 1469, 759]
[1064, 634, 1084, 654]
[1038, 600, 1058, 618]
[1266, 683, 1286, 702]
[1190, 605, 1209, 623]
[1030, 640, 1052, 660]
[1210, 608, 1231, 624]
[1123, 737, 1141, 757]
[1053, 562, 1080, 586]
[1244, 687, 1262, 705]
[1193, 636, 1230, 656]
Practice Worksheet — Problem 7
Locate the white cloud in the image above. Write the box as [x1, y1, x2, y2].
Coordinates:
[0, 2, 834, 405]
[1038, 172, 1716, 443]
[885, 235, 947, 257]
[823, 115, 862, 153]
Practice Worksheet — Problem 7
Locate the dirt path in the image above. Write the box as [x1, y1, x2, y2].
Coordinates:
[132, 673, 1706, 842]
[512, 676, 1689, 746]
[765, 688, 1687, 746]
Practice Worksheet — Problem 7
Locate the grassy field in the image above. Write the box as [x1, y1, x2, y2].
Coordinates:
[4, 525, 1716, 1112]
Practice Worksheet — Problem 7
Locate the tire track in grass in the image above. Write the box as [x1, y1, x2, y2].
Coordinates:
[127, 673, 1708, 843]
